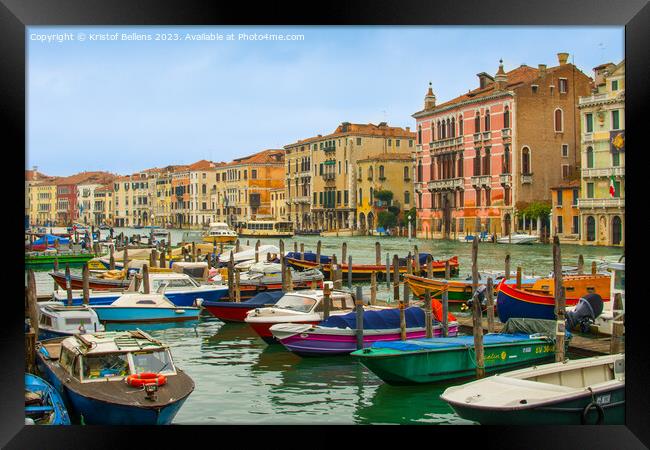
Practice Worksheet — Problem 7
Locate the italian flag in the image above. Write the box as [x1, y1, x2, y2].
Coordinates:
[609, 175, 616, 197]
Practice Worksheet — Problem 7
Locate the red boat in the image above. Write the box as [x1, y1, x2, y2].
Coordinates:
[49, 271, 129, 291]
[202, 291, 285, 323]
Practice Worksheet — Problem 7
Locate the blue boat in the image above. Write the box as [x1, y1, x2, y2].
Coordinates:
[285, 251, 331, 265]
[25, 373, 71, 425]
[91, 293, 201, 323]
[52, 272, 229, 307]
[37, 302, 104, 340]
[36, 331, 195, 425]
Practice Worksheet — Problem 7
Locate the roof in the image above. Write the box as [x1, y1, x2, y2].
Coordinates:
[551, 179, 581, 190]
[62, 330, 164, 355]
[55, 171, 115, 186]
[95, 184, 114, 192]
[357, 153, 414, 163]
[286, 122, 415, 147]
[227, 149, 285, 166]
[25, 170, 49, 181]
[188, 159, 218, 171]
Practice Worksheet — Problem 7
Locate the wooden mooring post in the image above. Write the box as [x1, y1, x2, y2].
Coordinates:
[385, 253, 390, 289]
[577, 255, 584, 274]
[142, 264, 150, 294]
[591, 261, 597, 275]
[65, 264, 73, 306]
[279, 240, 285, 265]
[370, 270, 377, 305]
[505, 253, 511, 280]
[191, 242, 196, 262]
[235, 239, 240, 253]
[355, 286, 364, 350]
[323, 282, 332, 320]
[486, 278, 495, 333]
[404, 254, 412, 304]
[426, 255, 433, 279]
[255, 240, 260, 263]
[610, 293, 625, 354]
[123, 246, 129, 270]
[424, 289, 433, 338]
[471, 238, 485, 378]
[516, 266, 522, 289]
[414, 245, 420, 275]
[392, 254, 400, 303]
[347, 256, 353, 290]
[299, 243, 304, 261]
[341, 242, 347, 264]
[227, 252, 235, 300]
[375, 242, 381, 265]
[235, 269, 242, 301]
[82, 264, 90, 305]
[53, 256, 59, 290]
[26, 269, 39, 374]
[160, 249, 166, 269]
[316, 240, 322, 269]
[442, 280, 449, 337]
[553, 236, 567, 362]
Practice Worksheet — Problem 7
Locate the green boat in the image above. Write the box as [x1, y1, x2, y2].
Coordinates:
[25, 253, 97, 267]
[351, 319, 566, 385]
[440, 354, 625, 425]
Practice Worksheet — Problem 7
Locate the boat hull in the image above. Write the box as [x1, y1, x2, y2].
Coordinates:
[25, 373, 71, 425]
[404, 274, 537, 302]
[92, 306, 201, 323]
[202, 235, 237, 244]
[25, 254, 96, 266]
[55, 286, 229, 307]
[50, 271, 129, 291]
[275, 325, 460, 357]
[354, 338, 556, 385]
[247, 319, 321, 344]
[448, 386, 624, 425]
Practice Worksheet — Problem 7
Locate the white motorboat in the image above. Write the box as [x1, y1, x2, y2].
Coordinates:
[202, 222, 238, 244]
[496, 232, 539, 245]
[218, 244, 280, 264]
[37, 302, 104, 340]
[440, 354, 625, 425]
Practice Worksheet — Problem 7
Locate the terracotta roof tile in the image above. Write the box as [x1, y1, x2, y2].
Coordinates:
[188, 159, 218, 171]
[228, 149, 285, 166]
[55, 171, 115, 186]
[286, 123, 415, 147]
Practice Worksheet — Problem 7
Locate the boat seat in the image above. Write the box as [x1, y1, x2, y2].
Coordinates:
[25, 405, 54, 413]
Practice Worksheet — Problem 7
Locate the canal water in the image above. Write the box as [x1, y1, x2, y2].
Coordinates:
[28, 227, 623, 424]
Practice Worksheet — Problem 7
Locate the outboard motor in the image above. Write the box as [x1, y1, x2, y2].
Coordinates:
[565, 293, 604, 333]
[465, 285, 487, 309]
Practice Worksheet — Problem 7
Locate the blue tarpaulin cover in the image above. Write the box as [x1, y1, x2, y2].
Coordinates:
[286, 251, 331, 264]
[202, 290, 284, 308]
[320, 306, 430, 330]
[33, 234, 70, 246]
[370, 333, 546, 352]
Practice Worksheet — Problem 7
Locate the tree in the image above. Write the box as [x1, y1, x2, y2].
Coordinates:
[517, 201, 551, 219]
[373, 190, 393, 203]
[377, 211, 398, 230]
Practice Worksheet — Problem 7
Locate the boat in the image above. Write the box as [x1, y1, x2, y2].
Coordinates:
[496, 274, 611, 323]
[440, 353, 625, 425]
[98, 224, 111, 230]
[286, 255, 459, 282]
[218, 244, 280, 265]
[50, 270, 131, 291]
[27, 234, 71, 251]
[202, 291, 285, 322]
[496, 232, 539, 245]
[37, 302, 104, 340]
[25, 252, 96, 267]
[27, 226, 71, 238]
[457, 231, 494, 243]
[35, 330, 194, 424]
[270, 306, 460, 357]
[351, 318, 567, 385]
[25, 373, 71, 425]
[52, 272, 228, 307]
[320, 228, 364, 237]
[90, 292, 201, 323]
[285, 251, 331, 265]
[403, 273, 539, 304]
[245, 289, 375, 343]
[237, 220, 294, 238]
[202, 222, 238, 244]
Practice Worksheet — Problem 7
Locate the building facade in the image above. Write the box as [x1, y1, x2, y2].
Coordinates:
[270, 188, 287, 221]
[577, 60, 625, 246]
[551, 180, 581, 243]
[283, 141, 312, 231]
[413, 53, 591, 239]
[28, 176, 58, 226]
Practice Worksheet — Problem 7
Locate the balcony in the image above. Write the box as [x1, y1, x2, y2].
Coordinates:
[578, 92, 610, 106]
[415, 144, 423, 153]
[582, 166, 625, 178]
[473, 133, 481, 143]
[414, 182, 424, 192]
[577, 197, 625, 209]
[293, 196, 311, 204]
[582, 132, 594, 144]
[322, 173, 336, 182]
[323, 144, 336, 153]
[482, 131, 491, 141]
[427, 178, 464, 191]
[501, 128, 511, 139]
[521, 173, 533, 184]
[499, 173, 512, 186]
[470, 175, 491, 187]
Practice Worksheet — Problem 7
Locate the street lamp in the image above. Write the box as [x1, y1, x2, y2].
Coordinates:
[408, 214, 413, 241]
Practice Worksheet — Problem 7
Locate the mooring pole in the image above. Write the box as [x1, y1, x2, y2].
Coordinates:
[82, 264, 90, 305]
[505, 253, 511, 280]
[323, 282, 331, 320]
[392, 254, 400, 303]
[591, 261, 597, 275]
[471, 238, 485, 378]
[553, 236, 566, 362]
[426, 255, 433, 279]
[348, 256, 353, 290]
[342, 242, 347, 264]
[370, 270, 377, 305]
[404, 254, 412, 305]
[255, 240, 260, 263]
[142, 264, 150, 294]
[577, 254, 584, 274]
[355, 285, 364, 350]
[385, 253, 390, 289]
[65, 264, 73, 306]
[299, 242, 304, 261]
[425, 289, 433, 338]
[442, 280, 449, 337]
[610, 293, 625, 354]
[486, 277, 495, 333]
[516, 266, 522, 289]
[228, 251, 234, 300]
[414, 245, 421, 275]
[316, 240, 322, 269]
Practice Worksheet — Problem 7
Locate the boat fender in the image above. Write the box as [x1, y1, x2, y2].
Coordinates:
[126, 372, 168, 388]
[581, 402, 605, 425]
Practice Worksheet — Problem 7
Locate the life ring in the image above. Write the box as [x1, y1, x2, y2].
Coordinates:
[581, 402, 605, 425]
[126, 372, 167, 388]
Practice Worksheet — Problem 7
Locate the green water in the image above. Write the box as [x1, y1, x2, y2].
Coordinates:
[28, 227, 622, 424]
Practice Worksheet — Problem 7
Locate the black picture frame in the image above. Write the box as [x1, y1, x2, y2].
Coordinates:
[2, 0, 648, 448]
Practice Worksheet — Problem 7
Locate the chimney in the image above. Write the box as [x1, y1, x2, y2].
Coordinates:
[538, 64, 547, 76]
[476, 72, 494, 89]
[424, 82, 436, 110]
[378, 122, 387, 128]
[557, 52, 569, 65]
[405, 126, 410, 132]
[494, 60, 507, 91]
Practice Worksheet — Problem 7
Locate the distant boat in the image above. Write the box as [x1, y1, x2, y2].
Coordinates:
[458, 232, 494, 243]
[25, 373, 71, 425]
[36, 331, 194, 425]
[441, 353, 625, 425]
[202, 222, 237, 244]
[496, 232, 539, 245]
[218, 244, 280, 265]
[238, 220, 294, 238]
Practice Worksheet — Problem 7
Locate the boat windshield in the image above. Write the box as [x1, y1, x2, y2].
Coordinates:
[275, 295, 316, 313]
[81, 353, 130, 380]
[131, 350, 175, 375]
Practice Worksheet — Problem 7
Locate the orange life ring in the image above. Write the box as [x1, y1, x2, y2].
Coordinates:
[126, 372, 167, 388]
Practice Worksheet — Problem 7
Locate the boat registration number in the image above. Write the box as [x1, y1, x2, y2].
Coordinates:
[522, 347, 531, 353]
[535, 345, 554, 354]
[596, 394, 611, 405]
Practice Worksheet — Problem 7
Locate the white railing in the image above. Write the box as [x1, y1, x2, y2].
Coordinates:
[499, 173, 512, 185]
[521, 174, 533, 184]
[501, 128, 511, 138]
[577, 197, 625, 208]
[470, 175, 491, 187]
[482, 131, 491, 141]
[579, 93, 610, 105]
[428, 178, 464, 190]
[582, 167, 625, 178]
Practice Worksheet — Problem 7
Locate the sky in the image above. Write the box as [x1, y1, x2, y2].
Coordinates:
[26, 26, 624, 176]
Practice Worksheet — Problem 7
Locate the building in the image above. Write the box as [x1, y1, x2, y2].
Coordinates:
[412, 53, 592, 239]
[186, 160, 220, 228]
[551, 180, 581, 243]
[270, 188, 287, 221]
[283, 140, 312, 231]
[93, 184, 114, 226]
[152, 166, 180, 228]
[27, 173, 58, 226]
[77, 173, 115, 226]
[216, 149, 285, 228]
[290, 122, 415, 232]
[355, 153, 414, 232]
[577, 60, 625, 246]
[55, 171, 114, 226]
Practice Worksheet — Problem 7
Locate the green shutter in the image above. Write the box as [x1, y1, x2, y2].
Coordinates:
[586, 114, 593, 133]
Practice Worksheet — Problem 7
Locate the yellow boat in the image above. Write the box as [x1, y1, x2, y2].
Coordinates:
[202, 222, 238, 244]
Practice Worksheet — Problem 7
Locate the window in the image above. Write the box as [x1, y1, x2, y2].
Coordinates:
[313, 192, 317, 204]
[503, 107, 510, 129]
[458, 153, 464, 177]
[503, 186, 510, 206]
[484, 109, 490, 131]
[562, 165, 570, 180]
[483, 148, 490, 175]
[485, 188, 491, 206]
[572, 189, 578, 206]
[474, 149, 481, 176]
[573, 216, 579, 234]
[556, 190, 563, 206]
[337, 191, 341, 204]
[387, 138, 392, 146]
[475, 188, 481, 207]
[344, 190, 349, 205]
[459, 115, 463, 135]
[561, 144, 569, 157]
[356, 137, 362, 146]
[586, 147, 594, 168]
[396, 139, 400, 147]
[559, 78, 568, 93]
[417, 160, 423, 181]
[459, 190, 464, 207]
[613, 181, 621, 198]
[319, 192, 323, 204]
[368, 166, 374, 180]
[612, 110, 620, 130]
[612, 151, 620, 167]
[403, 167, 409, 180]
[474, 112, 480, 133]
[358, 188, 362, 204]
[557, 216, 563, 234]
[338, 161, 341, 174]
[409, 139, 413, 147]
[418, 125, 422, 144]
[611, 80, 619, 91]
[554, 109, 563, 132]
[379, 166, 385, 179]
[587, 182, 594, 198]
[503, 146, 510, 173]
[586, 113, 593, 132]
[521, 147, 531, 175]
[531, 85, 538, 94]
[404, 191, 410, 204]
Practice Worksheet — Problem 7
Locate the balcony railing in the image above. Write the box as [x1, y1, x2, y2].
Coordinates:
[416, 144, 423, 152]
[470, 175, 491, 187]
[521, 173, 533, 184]
[499, 173, 512, 185]
[578, 92, 610, 105]
[482, 131, 491, 141]
[292, 196, 311, 204]
[501, 128, 511, 138]
[473, 133, 481, 143]
[577, 197, 625, 209]
[582, 166, 625, 178]
[322, 173, 336, 181]
[323, 144, 336, 153]
[428, 178, 464, 191]
[582, 132, 594, 143]
[414, 182, 424, 192]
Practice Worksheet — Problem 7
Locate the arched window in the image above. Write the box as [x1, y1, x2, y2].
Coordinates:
[504, 106, 510, 129]
[451, 117, 455, 137]
[358, 167, 362, 180]
[586, 146, 594, 168]
[436, 121, 441, 141]
[612, 216, 622, 245]
[368, 166, 373, 180]
[403, 166, 409, 180]
[446, 118, 451, 138]
[485, 109, 490, 131]
[379, 165, 385, 179]
[522, 147, 531, 175]
[417, 125, 422, 144]
[554, 108, 563, 132]
[503, 146, 511, 173]
[359, 188, 363, 204]
[417, 160, 423, 181]
[441, 120, 446, 139]
[404, 191, 410, 204]
[586, 216, 596, 241]
[475, 111, 481, 133]
[459, 115, 463, 135]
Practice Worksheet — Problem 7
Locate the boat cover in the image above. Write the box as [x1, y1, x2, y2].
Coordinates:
[203, 290, 284, 308]
[285, 251, 332, 264]
[399, 253, 435, 266]
[320, 306, 428, 330]
[370, 333, 543, 352]
[502, 318, 571, 339]
[32, 234, 70, 246]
